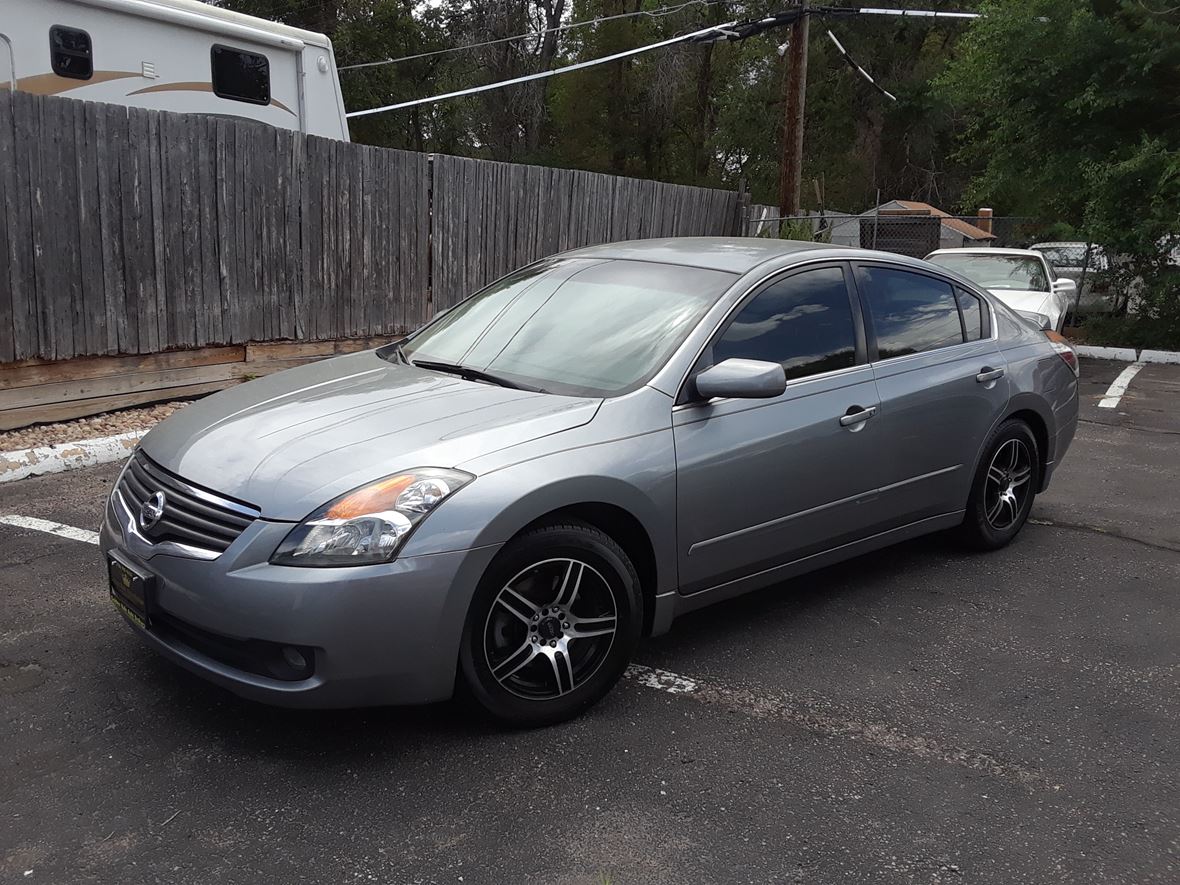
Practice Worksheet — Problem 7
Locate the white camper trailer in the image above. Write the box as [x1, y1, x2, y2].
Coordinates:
[0, 0, 350, 140]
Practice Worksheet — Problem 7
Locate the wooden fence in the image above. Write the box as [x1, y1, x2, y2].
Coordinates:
[0, 90, 742, 370]
[0, 90, 430, 364]
[430, 155, 742, 309]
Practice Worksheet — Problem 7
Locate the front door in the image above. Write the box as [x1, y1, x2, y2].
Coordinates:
[674, 263, 883, 596]
[853, 263, 1012, 525]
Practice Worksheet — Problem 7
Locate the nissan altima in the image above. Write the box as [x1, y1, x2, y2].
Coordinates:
[101, 238, 1080, 726]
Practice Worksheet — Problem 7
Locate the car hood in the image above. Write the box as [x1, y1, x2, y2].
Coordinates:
[985, 288, 1056, 316]
[139, 350, 600, 519]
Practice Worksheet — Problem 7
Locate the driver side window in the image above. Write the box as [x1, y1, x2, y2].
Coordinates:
[711, 266, 859, 382]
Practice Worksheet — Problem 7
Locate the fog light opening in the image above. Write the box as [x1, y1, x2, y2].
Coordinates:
[276, 645, 313, 680]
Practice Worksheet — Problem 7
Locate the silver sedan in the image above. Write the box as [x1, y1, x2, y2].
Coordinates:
[100, 238, 1080, 726]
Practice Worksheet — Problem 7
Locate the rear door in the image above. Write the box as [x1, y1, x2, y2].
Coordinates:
[853, 263, 1010, 527]
[673, 263, 883, 595]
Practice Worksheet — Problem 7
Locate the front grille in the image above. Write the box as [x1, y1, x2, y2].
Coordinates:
[118, 451, 259, 554]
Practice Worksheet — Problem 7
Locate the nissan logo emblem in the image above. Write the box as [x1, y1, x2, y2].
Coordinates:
[139, 491, 166, 531]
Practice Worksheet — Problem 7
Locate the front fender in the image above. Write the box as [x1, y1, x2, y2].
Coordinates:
[400, 429, 679, 596]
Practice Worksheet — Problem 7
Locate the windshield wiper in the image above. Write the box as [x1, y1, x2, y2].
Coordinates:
[411, 359, 538, 392]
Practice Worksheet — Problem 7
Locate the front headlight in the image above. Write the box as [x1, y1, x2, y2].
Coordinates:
[270, 468, 474, 567]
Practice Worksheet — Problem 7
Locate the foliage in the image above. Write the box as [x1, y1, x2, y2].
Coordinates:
[937, 0, 1180, 344]
[213, 0, 988, 209]
[210, 1, 1180, 346]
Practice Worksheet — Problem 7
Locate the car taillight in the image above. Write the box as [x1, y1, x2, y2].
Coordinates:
[1044, 330, 1079, 377]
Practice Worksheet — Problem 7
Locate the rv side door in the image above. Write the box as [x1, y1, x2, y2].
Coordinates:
[0, 33, 14, 91]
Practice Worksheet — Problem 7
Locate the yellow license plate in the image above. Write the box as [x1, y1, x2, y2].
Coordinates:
[108, 555, 152, 629]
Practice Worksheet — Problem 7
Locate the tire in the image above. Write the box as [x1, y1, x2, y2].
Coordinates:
[957, 418, 1040, 551]
[458, 520, 643, 727]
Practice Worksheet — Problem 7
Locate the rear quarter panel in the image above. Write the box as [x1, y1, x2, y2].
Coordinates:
[993, 307, 1080, 478]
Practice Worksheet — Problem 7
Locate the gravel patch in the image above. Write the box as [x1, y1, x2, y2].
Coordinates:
[0, 402, 190, 452]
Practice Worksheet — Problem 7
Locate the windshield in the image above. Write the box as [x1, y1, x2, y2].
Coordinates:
[399, 258, 735, 397]
[926, 254, 1049, 292]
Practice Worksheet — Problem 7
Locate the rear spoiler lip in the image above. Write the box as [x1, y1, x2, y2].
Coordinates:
[1015, 310, 1052, 331]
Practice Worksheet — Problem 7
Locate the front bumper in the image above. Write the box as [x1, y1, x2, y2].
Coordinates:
[100, 494, 500, 708]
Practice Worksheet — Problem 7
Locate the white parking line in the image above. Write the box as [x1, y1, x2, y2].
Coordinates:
[0, 515, 99, 545]
[1098, 361, 1146, 409]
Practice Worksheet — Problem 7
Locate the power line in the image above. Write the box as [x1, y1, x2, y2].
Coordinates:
[345, 5, 982, 120]
[346, 19, 738, 118]
[339, 0, 729, 72]
[826, 29, 896, 101]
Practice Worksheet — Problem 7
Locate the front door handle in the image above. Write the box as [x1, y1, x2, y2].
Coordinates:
[976, 367, 1005, 383]
[839, 405, 877, 427]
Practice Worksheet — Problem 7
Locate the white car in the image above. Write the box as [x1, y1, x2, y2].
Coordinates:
[925, 248, 1077, 331]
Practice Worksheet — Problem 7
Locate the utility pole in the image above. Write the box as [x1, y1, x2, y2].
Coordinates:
[778, 0, 810, 218]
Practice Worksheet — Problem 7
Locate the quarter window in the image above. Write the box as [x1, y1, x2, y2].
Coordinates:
[712, 266, 858, 381]
[956, 289, 984, 341]
[859, 267, 964, 359]
[50, 26, 92, 80]
[211, 45, 270, 105]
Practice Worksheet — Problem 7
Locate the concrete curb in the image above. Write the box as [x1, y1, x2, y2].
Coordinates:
[1139, 349, 1180, 365]
[1074, 345, 1139, 362]
[0, 430, 142, 484]
[1073, 345, 1180, 364]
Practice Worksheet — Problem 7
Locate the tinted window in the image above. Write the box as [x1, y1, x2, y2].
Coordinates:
[956, 289, 984, 341]
[211, 45, 270, 104]
[401, 259, 734, 397]
[50, 26, 92, 80]
[859, 267, 964, 359]
[712, 267, 857, 380]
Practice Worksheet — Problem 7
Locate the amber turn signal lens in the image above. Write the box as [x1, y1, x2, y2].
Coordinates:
[325, 474, 416, 520]
[1044, 330, 1080, 377]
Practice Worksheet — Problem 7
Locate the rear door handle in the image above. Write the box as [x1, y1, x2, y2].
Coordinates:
[976, 367, 1005, 383]
[839, 405, 877, 427]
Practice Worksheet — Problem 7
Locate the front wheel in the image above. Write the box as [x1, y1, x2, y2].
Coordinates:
[458, 520, 642, 727]
[958, 418, 1040, 550]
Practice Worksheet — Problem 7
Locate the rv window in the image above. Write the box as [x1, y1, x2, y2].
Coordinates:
[50, 26, 93, 80]
[211, 45, 270, 105]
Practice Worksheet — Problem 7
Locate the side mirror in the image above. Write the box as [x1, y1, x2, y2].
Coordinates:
[694, 358, 786, 400]
[1053, 278, 1077, 295]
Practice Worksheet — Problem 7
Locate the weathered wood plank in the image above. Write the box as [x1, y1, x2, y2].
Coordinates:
[95, 102, 129, 354]
[195, 116, 220, 346]
[0, 92, 17, 363]
[146, 108, 168, 351]
[0, 381, 243, 431]
[2, 345, 246, 388]
[2, 360, 274, 411]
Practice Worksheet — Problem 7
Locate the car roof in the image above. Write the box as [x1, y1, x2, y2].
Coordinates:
[560, 237, 840, 274]
[927, 247, 1045, 259]
[561, 237, 952, 275]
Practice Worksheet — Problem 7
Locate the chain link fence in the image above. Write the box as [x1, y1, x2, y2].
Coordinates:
[744, 206, 1061, 258]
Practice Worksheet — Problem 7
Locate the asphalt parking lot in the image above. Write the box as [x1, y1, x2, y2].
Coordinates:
[2, 358, 1177, 884]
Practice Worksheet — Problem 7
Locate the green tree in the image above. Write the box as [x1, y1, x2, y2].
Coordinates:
[939, 0, 1180, 338]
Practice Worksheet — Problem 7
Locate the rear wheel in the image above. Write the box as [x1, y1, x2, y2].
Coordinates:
[958, 419, 1040, 550]
[459, 521, 642, 727]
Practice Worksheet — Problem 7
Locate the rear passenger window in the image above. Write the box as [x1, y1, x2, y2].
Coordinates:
[211, 45, 270, 105]
[50, 26, 92, 80]
[858, 267, 964, 359]
[956, 289, 984, 341]
[712, 266, 857, 381]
